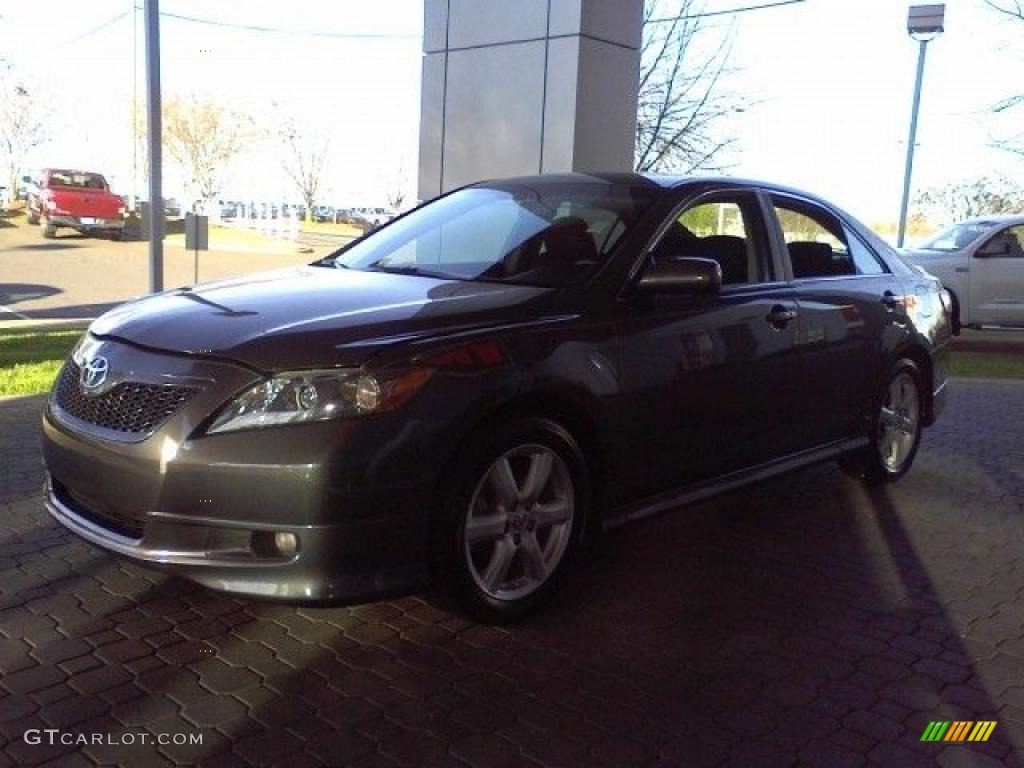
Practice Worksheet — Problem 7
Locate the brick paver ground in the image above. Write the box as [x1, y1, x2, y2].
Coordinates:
[1, 380, 1023, 767]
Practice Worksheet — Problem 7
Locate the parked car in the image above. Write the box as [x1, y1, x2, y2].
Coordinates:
[336, 208, 375, 232]
[902, 215, 1024, 330]
[19, 172, 39, 200]
[351, 206, 392, 227]
[27, 169, 126, 239]
[312, 205, 336, 223]
[122, 196, 183, 220]
[217, 200, 240, 219]
[42, 173, 951, 622]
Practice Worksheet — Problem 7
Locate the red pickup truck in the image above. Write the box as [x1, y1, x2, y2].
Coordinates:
[26, 169, 125, 240]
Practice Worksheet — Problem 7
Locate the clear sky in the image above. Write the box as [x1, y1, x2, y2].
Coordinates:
[723, 0, 1024, 225]
[1, 0, 1021, 222]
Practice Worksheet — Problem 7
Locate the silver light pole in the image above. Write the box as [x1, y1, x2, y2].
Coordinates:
[896, 4, 945, 249]
[144, 0, 163, 293]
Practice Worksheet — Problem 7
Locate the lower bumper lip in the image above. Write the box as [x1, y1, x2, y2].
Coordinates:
[44, 476, 296, 568]
[43, 472, 432, 604]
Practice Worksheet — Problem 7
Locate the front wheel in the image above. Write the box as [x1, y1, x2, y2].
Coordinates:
[435, 417, 589, 623]
[843, 360, 924, 484]
[41, 216, 56, 238]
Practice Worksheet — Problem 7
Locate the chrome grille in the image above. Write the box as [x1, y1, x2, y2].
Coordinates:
[55, 361, 196, 435]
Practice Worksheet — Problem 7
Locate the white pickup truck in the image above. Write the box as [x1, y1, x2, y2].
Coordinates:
[902, 215, 1024, 331]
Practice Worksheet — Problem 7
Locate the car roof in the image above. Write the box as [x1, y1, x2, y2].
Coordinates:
[473, 171, 833, 202]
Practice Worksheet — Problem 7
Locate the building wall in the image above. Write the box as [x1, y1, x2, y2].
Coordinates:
[419, 0, 643, 200]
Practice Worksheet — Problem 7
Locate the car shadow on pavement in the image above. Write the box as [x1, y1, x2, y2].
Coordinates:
[15, 243, 86, 251]
[10, 303, 123, 321]
[97, 465, 1023, 766]
[0, 284, 62, 307]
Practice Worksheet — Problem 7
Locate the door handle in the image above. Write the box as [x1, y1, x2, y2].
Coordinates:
[766, 305, 798, 328]
[881, 291, 901, 310]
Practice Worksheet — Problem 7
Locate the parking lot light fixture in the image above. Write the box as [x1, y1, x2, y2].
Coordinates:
[897, 4, 945, 249]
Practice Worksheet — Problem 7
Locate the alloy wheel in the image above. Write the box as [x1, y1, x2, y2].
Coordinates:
[463, 444, 575, 601]
[878, 371, 920, 472]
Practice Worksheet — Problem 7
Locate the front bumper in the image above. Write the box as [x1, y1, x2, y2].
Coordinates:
[39, 338, 457, 604]
[43, 474, 429, 603]
[51, 215, 124, 230]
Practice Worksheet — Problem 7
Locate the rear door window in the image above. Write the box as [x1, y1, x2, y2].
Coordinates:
[770, 197, 887, 279]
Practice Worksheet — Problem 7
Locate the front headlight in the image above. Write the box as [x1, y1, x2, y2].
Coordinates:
[206, 368, 432, 434]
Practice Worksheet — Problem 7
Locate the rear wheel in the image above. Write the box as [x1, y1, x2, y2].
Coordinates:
[435, 417, 588, 623]
[945, 287, 962, 334]
[842, 360, 924, 484]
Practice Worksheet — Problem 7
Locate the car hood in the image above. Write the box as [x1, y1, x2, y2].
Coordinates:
[90, 266, 553, 370]
[899, 248, 955, 262]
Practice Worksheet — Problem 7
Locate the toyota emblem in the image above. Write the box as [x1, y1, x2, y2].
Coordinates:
[80, 356, 109, 392]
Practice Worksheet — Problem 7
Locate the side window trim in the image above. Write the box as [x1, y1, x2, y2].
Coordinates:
[843, 225, 890, 275]
[756, 189, 793, 282]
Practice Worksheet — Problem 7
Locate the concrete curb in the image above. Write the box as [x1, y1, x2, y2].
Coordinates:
[0, 319, 91, 332]
[950, 336, 1024, 355]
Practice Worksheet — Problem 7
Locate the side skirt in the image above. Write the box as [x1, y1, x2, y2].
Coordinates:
[603, 437, 870, 530]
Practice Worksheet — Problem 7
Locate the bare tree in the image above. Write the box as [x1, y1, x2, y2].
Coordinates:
[991, 94, 1024, 155]
[386, 157, 409, 212]
[635, 0, 742, 173]
[913, 176, 1024, 223]
[984, 2, 1024, 154]
[0, 66, 50, 199]
[135, 94, 254, 202]
[386, 188, 406, 213]
[278, 116, 330, 222]
[985, 0, 1023, 20]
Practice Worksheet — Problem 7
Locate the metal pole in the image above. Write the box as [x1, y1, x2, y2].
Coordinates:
[144, 0, 163, 293]
[896, 38, 929, 249]
[131, 3, 137, 213]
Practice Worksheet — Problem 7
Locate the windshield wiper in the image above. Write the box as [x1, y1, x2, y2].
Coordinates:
[367, 264, 453, 279]
[309, 257, 348, 268]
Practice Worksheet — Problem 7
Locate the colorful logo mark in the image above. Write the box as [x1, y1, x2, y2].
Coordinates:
[921, 721, 997, 742]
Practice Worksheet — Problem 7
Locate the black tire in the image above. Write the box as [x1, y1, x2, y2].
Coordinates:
[109, 230, 123, 242]
[433, 416, 590, 623]
[26, 206, 39, 225]
[841, 359, 925, 484]
[41, 216, 56, 239]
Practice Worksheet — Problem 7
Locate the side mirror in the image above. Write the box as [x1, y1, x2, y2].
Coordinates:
[976, 237, 1012, 258]
[636, 256, 722, 295]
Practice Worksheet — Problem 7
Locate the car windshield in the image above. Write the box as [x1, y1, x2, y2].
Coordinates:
[322, 180, 659, 286]
[918, 221, 999, 252]
[49, 171, 108, 190]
